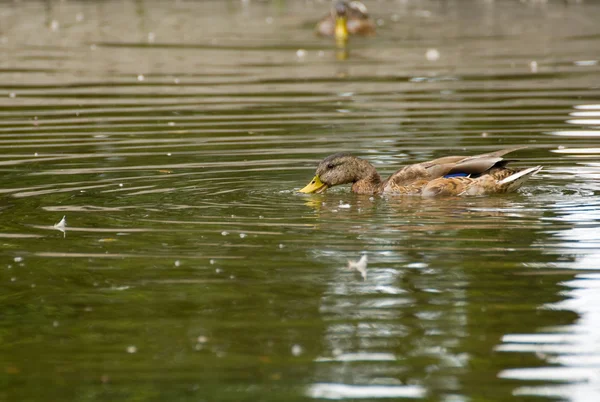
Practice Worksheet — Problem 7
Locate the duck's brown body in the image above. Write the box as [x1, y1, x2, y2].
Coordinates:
[299, 147, 542, 197]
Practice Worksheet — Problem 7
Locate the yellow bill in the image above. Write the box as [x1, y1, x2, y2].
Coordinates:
[299, 175, 328, 194]
[334, 16, 348, 47]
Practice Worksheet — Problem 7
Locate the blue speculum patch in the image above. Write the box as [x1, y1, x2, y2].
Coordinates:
[443, 172, 470, 178]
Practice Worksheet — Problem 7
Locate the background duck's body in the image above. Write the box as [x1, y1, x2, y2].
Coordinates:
[299, 147, 542, 197]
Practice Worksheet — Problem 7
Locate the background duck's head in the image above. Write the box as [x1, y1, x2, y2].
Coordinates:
[299, 153, 363, 193]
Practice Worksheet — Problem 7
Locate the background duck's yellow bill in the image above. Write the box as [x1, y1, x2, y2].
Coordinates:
[335, 16, 348, 44]
[299, 175, 328, 193]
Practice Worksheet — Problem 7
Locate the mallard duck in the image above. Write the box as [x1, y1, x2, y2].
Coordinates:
[298, 147, 542, 197]
[316, 1, 376, 44]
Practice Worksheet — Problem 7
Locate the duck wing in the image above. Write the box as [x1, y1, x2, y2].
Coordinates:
[425, 146, 527, 177]
[382, 147, 527, 190]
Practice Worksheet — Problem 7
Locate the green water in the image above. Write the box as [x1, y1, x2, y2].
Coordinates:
[1, 1, 600, 401]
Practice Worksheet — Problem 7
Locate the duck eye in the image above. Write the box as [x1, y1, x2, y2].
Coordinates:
[327, 163, 335, 169]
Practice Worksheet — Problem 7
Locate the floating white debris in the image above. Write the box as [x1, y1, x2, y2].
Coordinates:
[292, 344, 303, 356]
[14, 256, 23, 263]
[119, 183, 123, 187]
[174, 78, 180, 84]
[278, 243, 284, 249]
[167, 153, 172, 156]
[8, 92, 16, 98]
[126, 346, 137, 354]
[50, 20, 59, 31]
[197, 336, 208, 343]
[574, 60, 598, 67]
[426, 48, 440, 61]
[530, 61, 538, 73]
[167, 122, 175, 126]
[137, 74, 145, 82]
[306, 383, 426, 399]
[296, 49, 306, 58]
[221, 231, 229, 236]
[348, 254, 368, 280]
[239, 233, 247, 238]
[210, 259, 216, 265]
[174, 260, 181, 267]
[53, 215, 67, 237]
[338, 203, 351, 209]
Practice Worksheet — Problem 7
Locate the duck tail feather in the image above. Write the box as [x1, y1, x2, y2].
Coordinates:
[498, 166, 542, 190]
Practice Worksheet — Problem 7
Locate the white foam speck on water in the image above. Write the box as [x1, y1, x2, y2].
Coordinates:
[426, 48, 440, 61]
[338, 202, 351, 209]
[292, 344, 303, 356]
[14, 256, 23, 263]
[126, 346, 137, 354]
[221, 231, 229, 236]
[137, 75, 145, 82]
[530, 61, 538, 73]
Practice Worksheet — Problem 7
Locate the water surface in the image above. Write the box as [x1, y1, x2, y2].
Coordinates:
[1, 1, 600, 401]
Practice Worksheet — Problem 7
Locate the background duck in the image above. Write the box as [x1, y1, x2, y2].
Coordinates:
[316, 1, 376, 44]
[299, 147, 542, 197]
